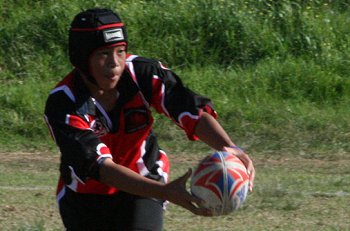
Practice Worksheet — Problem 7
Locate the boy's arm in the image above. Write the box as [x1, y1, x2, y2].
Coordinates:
[194, 112, 255, 191]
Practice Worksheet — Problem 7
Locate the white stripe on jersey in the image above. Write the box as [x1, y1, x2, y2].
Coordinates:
[136, 140, 150, 176]
[50, 85, 76, 102]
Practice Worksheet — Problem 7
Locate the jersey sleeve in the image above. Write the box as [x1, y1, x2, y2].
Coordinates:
[44, 89, 112, 185]
[133, 58, 218, 140]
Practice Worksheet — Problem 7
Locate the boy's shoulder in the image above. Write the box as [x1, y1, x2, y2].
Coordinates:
[126, 54, 161, 67]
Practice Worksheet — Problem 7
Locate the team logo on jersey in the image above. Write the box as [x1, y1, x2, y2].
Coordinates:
[124, 107, 150, 133]
[103, 28, 124, 43]
[91, 118, 108, 137]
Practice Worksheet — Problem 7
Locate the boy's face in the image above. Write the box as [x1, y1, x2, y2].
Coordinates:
[89, 45, 126, 90]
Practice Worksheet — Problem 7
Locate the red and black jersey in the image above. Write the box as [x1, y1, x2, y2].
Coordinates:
[44, 54, 217, 197]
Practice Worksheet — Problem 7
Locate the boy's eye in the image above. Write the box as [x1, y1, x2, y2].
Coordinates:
[117, 49, 126, 54]
[95, 47, 126, 57]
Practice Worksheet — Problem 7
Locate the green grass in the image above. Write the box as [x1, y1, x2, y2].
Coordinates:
[1, 0, 349, 153]
[1, 0, 350, 230]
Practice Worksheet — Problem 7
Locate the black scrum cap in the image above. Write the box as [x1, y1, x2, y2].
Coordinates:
[69, 8, 128, 75]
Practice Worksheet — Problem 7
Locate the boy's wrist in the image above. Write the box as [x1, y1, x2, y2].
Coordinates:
[229, 145, 244, 152]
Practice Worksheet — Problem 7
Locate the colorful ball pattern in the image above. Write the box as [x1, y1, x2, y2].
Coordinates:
[190, 151, 249, 216]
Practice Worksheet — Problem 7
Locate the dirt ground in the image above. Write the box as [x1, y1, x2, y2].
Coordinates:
[1, 151, 349, 230]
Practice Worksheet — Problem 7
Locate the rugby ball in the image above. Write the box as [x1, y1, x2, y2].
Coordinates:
[190, 151, 249, 216]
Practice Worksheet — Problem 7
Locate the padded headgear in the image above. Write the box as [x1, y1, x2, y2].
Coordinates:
[69, 8, 128, 75]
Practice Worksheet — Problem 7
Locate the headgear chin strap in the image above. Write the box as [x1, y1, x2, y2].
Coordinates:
[69, 8, 128, 77]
